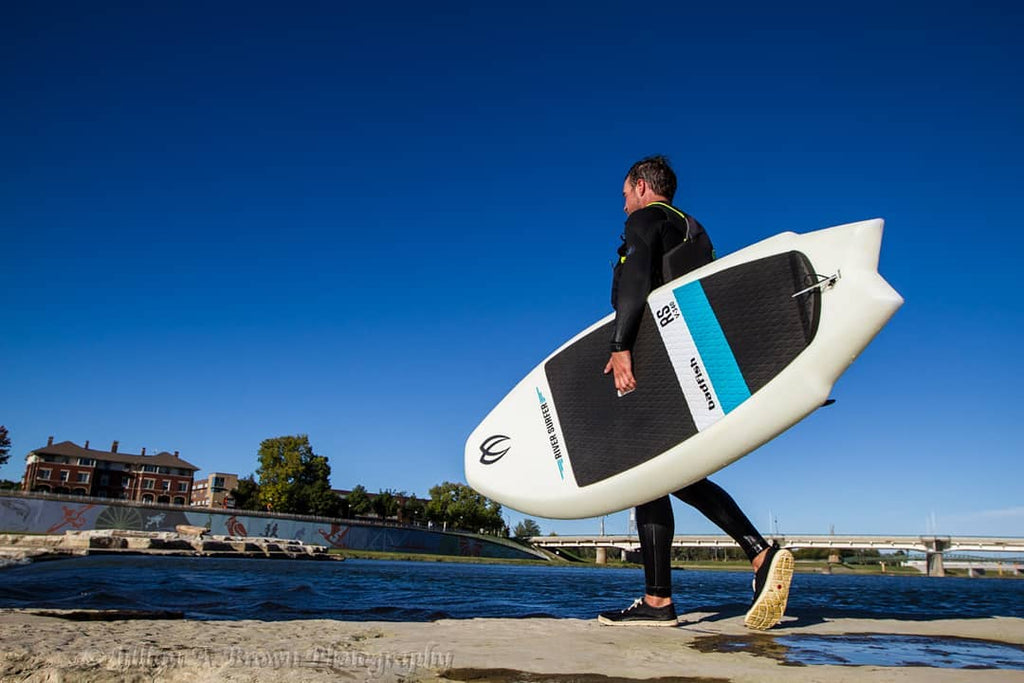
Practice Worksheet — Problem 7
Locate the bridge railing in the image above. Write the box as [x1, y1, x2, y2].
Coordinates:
[528, 534, 1024, 554]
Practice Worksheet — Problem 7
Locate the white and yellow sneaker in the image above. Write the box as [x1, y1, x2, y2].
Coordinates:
[744, 543, 794, 630]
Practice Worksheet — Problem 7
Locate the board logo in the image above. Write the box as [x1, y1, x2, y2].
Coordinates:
[536, 388, 565, 479]
[479, 435, 511, 465]
[655, 300, 680, 328]
[690, 357, 716, 411]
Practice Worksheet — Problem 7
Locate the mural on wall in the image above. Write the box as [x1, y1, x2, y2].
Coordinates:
[0, 498, 31, 524]
[319, 523, 350, 548]
[0, 493, 543, 561]
[46, 504, 98, 534]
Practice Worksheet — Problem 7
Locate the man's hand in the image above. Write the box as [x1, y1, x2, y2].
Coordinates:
[604, 350, 636, 394]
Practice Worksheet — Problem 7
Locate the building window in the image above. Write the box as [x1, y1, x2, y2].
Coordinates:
[158, 467, 170, 474]
[213, 476, 225, 488]
[72, 488, 87, 495]
[76, 472, 90, 483]
[143, 465, 157, 473]
[178, 482, 189, 492]
[38, 469, 51, 480]
[60, 471, 69, 482]
[173, 496, 186, 505]
[122, 479, 131, 488]
[142, 494, 154, 503]
[161, 481, 171, 491]
[77, 458, 95, 466]
[143, 479, 155, 490]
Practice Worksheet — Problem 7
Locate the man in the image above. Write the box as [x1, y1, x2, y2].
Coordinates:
[597, 155, 794, 630]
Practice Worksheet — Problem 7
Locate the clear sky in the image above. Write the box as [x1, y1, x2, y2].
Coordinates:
[3, 2, 1022, 538]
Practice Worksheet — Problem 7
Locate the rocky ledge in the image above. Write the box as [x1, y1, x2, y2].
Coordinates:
[0, 527, 336, 563]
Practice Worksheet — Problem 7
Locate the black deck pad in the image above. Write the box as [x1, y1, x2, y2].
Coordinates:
[544, 251, 820, 489]
[545, 312, 695, 489]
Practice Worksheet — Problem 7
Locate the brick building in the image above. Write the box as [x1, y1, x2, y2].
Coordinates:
[22, 438, 200, 505]
[190, 472, 239, 508]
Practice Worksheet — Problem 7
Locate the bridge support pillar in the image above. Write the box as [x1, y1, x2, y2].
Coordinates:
[927, 552, 945, 577]
[595, 547, 607, 565]
[925, 537, 948, 577]
[621, 548, 628, 562]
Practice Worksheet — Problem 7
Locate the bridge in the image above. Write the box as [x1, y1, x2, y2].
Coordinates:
[529, 534, 1024, 577]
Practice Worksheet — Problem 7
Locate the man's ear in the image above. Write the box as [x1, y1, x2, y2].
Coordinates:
[634, 178, 647, 197]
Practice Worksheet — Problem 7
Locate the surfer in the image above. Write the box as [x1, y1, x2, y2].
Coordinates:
[598, 155, 794, 629]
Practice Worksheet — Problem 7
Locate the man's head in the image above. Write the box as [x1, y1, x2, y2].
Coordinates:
[622, 155, 677, 215]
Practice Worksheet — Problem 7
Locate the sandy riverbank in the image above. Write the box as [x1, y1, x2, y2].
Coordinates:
[1, 608, 1022, 682]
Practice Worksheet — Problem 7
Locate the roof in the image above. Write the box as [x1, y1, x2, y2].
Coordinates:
[332, 488, 429, 504]
[28, 441, 201, 471]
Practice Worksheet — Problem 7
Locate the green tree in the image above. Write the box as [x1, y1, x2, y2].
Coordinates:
[295, 454, 343, 518]
[372, 489, 399, 519]
[426, 481, 506, 535]
[401, 495, 426, 525]
[513, 518, 541, 541]
[0, 425, 10, 467]
[230, 475, 263, 511]
[346, 485, 372, 516]
[255, 435, 336, 516]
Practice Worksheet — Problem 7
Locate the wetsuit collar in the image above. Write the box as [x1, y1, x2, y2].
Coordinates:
[646, 201, 687, 221]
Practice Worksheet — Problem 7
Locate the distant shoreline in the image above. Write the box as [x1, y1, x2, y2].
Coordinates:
[4, 542, 1020, 580]
[332, 549, 1024, 579]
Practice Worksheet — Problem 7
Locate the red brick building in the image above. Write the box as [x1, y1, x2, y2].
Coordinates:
[191, 472, 239, 508]
[22, 438, 200, 505]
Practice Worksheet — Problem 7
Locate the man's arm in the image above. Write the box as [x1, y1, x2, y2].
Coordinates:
[606, 214, 656, 392]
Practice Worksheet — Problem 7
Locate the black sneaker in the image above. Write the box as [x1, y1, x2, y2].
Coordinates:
[598, 598, 678, 627]
[744, 543, 794, 630]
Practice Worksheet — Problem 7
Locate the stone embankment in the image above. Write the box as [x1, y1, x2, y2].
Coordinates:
[0, 526, 335, 563]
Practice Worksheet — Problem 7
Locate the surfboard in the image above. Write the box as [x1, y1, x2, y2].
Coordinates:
[465, 218, 903, 519]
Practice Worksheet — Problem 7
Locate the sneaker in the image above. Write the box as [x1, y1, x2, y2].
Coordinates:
[744, 543, 794, 630]
[598, 598, 678, 627]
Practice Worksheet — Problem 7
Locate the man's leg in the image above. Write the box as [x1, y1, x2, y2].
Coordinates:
[672, 478, 769, 563]
[673, 478, 794, 630]
[637, 495, 674, 605]
[597, 496, 678, 626]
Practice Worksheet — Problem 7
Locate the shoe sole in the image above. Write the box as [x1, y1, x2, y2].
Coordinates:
[597, 615, 679, 627]
[744, 549, 794, 630]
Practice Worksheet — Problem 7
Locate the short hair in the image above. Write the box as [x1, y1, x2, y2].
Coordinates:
[625, 155, 677, 202]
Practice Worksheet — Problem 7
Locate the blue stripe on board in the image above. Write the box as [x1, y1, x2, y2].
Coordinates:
[673, 281, 751, 413]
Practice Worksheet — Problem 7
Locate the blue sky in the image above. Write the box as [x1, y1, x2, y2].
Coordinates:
[3, 2, 1022, 538]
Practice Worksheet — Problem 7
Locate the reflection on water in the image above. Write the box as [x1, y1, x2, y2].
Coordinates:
[692, 633, 1024, 669]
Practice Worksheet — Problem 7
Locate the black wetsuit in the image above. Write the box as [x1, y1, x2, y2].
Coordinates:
[610, 202, 769, 598]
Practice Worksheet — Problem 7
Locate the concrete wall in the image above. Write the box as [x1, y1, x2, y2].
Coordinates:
[0, 491, 544, 561]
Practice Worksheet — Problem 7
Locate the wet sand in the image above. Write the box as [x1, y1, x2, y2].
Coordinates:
[1, 608, 1021, 682]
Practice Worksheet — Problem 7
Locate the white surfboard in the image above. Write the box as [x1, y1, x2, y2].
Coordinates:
[465, 218, 903, 519]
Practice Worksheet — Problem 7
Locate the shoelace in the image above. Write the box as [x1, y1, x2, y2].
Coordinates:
[624, 598, 644, 612]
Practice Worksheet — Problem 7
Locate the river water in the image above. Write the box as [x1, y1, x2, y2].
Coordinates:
[4, 556, 1024, 669]
[1, 556, 1022, 623]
